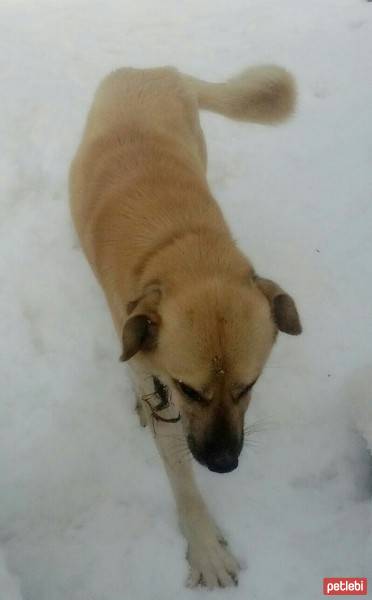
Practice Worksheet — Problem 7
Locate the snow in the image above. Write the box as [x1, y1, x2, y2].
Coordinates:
[0, 548, 22, 600]
[1, 0, 371, 598]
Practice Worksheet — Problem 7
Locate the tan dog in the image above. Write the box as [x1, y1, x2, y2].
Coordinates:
[69, 65, 301, 588]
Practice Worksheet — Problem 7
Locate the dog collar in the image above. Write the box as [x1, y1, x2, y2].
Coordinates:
[141, 376, 181, 424]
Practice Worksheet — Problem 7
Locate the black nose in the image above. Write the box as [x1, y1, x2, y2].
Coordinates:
[206, 452, 239, 474]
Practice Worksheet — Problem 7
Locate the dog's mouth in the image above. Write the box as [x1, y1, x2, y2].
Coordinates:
[187, 434, 240, 474]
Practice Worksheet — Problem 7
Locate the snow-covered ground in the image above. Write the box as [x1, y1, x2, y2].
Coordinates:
[1, 0, 371, 598]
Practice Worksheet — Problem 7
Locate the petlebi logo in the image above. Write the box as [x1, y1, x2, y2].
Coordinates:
[323, 578, 368, 596]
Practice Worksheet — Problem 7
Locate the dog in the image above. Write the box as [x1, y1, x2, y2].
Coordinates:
[69, 64, 301, 588]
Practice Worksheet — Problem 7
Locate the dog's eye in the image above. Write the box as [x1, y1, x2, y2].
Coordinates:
[236, 379, 257, 401]
[176, 381, 204, 403]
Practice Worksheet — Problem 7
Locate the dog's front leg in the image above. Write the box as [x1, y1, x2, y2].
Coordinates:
[134, 373, 240, 589]
[160, 436, 240, 589]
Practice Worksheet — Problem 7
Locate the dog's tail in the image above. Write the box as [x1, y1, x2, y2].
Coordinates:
[183, 65, 296, 125]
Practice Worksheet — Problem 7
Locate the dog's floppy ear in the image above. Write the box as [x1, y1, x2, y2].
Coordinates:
[120, 282, 162, 361]
[120, 314, 159, 361]
[254, 276, 302, 335]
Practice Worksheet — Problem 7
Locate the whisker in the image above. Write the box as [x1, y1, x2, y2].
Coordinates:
[243, 438, 261, 449]
[264, 365, 292, 369]
[244, 417, 278, 435]
[242, 441, 263, 456]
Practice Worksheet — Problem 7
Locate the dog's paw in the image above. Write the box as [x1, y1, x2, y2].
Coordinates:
[186, 533, 240, 589]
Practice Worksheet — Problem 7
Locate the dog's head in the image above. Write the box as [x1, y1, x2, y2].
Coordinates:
[121, 275, 301, 473]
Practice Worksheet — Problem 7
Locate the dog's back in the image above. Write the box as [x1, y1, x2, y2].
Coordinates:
[69, 65, 296, 332]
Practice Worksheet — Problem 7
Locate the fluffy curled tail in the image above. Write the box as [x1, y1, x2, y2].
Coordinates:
[183, 65, 296, 124]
